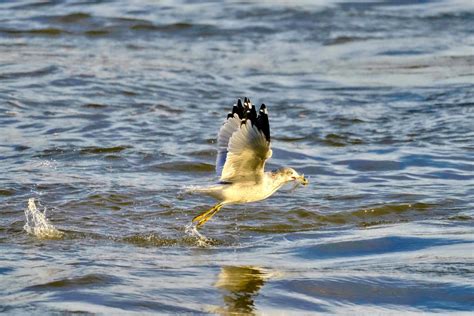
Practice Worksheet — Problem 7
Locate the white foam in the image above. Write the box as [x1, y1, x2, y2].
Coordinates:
[24, 198, 64, 239]
[184, 222, 211, 247]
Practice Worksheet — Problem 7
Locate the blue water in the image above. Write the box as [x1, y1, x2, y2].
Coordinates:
[1, 0, 473, 314]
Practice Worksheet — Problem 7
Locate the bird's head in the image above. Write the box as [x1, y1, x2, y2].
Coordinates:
[275, 167, 308, 186]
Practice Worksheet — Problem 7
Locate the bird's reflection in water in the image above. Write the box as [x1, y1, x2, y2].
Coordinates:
[213, 265, 268, 315]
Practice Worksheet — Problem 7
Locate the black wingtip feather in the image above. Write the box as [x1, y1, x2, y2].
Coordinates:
[226, 97, 271, 142]
[233, 99, 244, 119]
[256, 103, 270, 141]
[249, 105, 257, 122]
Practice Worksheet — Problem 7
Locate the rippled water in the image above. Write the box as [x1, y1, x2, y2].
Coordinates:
[1, 0, 473, 314]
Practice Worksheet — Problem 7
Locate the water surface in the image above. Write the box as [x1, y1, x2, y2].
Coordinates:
[1, 0, 473, 314]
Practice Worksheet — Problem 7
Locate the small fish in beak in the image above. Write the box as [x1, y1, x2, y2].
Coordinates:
[299, 175, 309, 186]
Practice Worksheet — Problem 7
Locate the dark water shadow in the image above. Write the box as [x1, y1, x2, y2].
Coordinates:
[278, 276, 474, 312]
[295, 236, 470, 260]
[22, 273, 120, 292]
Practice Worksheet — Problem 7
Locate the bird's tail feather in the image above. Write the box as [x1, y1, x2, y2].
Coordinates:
[184, 185, 224, 200]
[192, 203, 224, 228]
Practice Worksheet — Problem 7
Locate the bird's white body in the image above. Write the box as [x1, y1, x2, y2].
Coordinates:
[197, 172, 287, 204]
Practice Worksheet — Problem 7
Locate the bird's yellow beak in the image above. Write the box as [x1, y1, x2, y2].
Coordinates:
[299, 175, 308, 186]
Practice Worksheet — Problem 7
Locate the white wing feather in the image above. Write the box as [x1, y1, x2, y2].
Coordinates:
[216, 115, 241, 177]
[219, 120, 272, 182]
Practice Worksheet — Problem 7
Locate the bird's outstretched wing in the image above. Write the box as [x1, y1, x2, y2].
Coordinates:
[216, 98, 272, 182]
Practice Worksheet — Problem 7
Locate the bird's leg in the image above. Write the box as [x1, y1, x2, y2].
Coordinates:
[192, 203, 224, 228]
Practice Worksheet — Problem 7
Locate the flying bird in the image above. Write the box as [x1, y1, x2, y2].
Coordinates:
[191, 97, 308, 228]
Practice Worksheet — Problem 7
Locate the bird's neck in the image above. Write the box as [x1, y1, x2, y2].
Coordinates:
[263, 172, 288, 196]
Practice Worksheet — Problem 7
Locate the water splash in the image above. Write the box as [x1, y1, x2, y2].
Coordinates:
[24, 198, 64, 239]
[184, 222, 212, 247]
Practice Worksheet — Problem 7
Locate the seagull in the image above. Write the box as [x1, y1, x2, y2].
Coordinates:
[191, 97, 308, 228]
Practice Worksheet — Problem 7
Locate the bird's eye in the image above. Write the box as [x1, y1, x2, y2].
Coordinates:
[291, 176, 296, 180]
